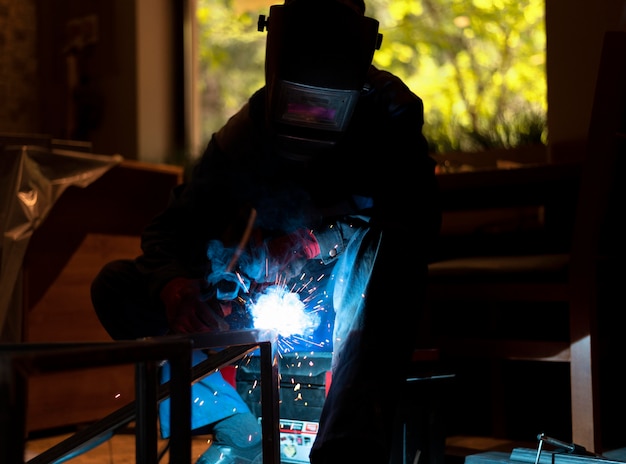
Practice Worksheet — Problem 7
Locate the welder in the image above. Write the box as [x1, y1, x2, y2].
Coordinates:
[90, 0, 441, 463]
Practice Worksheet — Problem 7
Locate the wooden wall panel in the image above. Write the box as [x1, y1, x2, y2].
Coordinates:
[21, 160, 183, 433]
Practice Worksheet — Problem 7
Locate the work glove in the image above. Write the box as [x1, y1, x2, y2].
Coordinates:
[160, 277, 230, 334]
[240, 228, 321, 283]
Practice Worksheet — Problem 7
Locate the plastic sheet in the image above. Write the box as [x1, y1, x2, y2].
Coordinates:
[0, 144, 122, 342]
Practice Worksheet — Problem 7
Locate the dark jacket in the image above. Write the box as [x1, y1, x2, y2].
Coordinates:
[137, 65, 440, 301]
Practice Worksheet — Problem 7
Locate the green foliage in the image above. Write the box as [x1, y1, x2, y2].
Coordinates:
[195, 0, 547, 153]
[195, 0, 267, 146]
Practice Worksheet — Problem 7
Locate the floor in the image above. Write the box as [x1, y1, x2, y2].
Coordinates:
[23, 428, 530, 464]
[24, 426, 213, 463]
[37, 434, 626, 464]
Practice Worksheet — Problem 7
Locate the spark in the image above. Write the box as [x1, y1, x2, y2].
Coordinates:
[235, 271, 249, 293]
[249, 285, 320, 337]
[291, 334, 325, 347]
[247, 279, 327, 355]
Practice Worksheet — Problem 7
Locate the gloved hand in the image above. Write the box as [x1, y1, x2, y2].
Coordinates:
[241, 228, 320, 283]
[160, 277, 230, 334]
[206, 272, 248, 301]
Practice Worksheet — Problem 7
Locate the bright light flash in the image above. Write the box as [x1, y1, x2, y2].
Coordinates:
[249, 285, 320, 338]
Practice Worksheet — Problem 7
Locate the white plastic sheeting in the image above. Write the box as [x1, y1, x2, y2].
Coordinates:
[0, 144, 121, 341]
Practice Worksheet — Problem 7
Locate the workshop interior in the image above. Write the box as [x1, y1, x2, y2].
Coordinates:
[2, 0, 626, 463]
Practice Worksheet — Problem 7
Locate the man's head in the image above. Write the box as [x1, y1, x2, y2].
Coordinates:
[284, 0, 366, 15]
[337, 0, 366, 15]
[261, 0, 381, 160]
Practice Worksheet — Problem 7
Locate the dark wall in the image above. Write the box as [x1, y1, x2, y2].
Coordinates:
[546, 0, 626, 161]
[0, 0, 39, 133]
[35, 0, 138, 157]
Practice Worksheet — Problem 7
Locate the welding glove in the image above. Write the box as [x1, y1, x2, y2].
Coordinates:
[160, 277, 230, 334]
[241, 228, 321, 283]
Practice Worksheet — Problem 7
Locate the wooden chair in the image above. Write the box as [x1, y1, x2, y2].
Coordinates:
[426, 31, 626, 454]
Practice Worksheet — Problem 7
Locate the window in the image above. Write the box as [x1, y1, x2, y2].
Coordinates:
[190, 0, 546, 158]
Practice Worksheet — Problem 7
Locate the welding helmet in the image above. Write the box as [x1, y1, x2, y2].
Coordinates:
[258, 0, 382, 161]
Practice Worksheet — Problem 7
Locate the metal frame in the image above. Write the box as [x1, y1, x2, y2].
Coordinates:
[0, 329, 279, 464]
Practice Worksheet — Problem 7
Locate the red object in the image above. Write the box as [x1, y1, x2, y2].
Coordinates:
[222, 365, 237, 388]
[324, 370, 332, 397]
[267, 228, 321, 260]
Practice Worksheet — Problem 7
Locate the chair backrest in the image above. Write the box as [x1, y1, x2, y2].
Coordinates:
[569, 30, 626, 283]
[568, 29, 626, 338]
[567, 30, 626, 452]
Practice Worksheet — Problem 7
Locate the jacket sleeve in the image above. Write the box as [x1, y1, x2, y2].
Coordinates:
[363, 66, 440, 239]
[312, 66, 441, 267]
[136, 100, 263, 298]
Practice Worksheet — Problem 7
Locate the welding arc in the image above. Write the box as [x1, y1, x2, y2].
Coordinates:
[225, 207, 257, 273]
